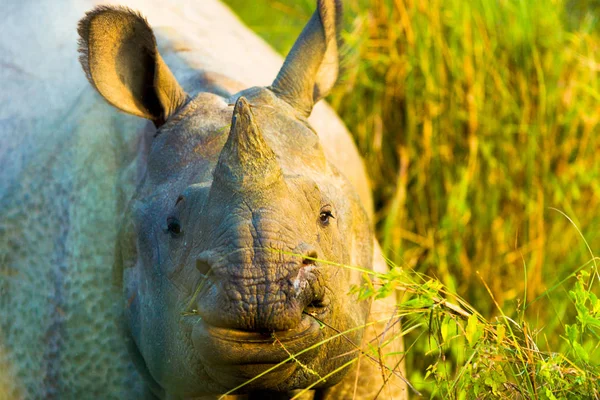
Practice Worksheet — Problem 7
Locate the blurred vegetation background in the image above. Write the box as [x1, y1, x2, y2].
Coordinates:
[224, 0, 600, 396]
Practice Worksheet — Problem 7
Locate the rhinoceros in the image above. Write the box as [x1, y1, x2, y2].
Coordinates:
[0, 0, 406, 398]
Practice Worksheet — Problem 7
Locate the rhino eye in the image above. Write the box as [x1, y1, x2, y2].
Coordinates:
[319, 208, 334, 226]
[166, 216, 183, 237]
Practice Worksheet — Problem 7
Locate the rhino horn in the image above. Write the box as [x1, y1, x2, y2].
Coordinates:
[213, 97, 283, 188]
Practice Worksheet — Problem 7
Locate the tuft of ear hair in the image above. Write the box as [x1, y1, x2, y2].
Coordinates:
[78, 6, 187, 127]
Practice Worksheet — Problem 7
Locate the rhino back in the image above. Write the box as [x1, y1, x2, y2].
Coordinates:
[0, 0, 372, 398]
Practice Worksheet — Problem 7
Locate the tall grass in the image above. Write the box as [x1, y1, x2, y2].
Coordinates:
[224, 0, 600, 396]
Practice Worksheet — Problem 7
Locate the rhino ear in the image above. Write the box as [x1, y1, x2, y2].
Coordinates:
[78, 6, 187, 127]
[270, 0, 342, 117]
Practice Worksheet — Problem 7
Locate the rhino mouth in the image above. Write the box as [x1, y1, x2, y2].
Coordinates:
[204, 313, 318, 343]
[192, 314, 322, 361]
[192, 314, 324, 389]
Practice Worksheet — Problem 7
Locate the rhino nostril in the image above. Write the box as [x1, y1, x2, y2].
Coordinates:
[196, 259, 212, 276]
[302, 251, 318, 266]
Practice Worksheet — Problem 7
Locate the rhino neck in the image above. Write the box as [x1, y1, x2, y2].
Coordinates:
[154, 29, 248, 99]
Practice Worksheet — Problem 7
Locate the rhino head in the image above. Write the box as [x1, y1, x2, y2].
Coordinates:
[78, 1, 374, 397]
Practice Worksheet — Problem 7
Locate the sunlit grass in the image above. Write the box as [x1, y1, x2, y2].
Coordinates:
[223, 0, 600, 396]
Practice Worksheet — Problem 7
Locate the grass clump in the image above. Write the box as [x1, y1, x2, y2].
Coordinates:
[348, 256, 600, 398]
[224, 0, 600, 397]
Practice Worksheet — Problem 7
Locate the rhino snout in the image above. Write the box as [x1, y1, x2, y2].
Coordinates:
[193, 245, 326, 332]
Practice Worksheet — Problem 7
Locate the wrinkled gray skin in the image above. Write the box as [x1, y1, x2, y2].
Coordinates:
[0, 0, 405, 399]
[118, 91, 373, 397]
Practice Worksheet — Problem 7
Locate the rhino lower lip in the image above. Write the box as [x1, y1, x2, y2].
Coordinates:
[206, 314, 316, 343]
[192, 315, 323, 366]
